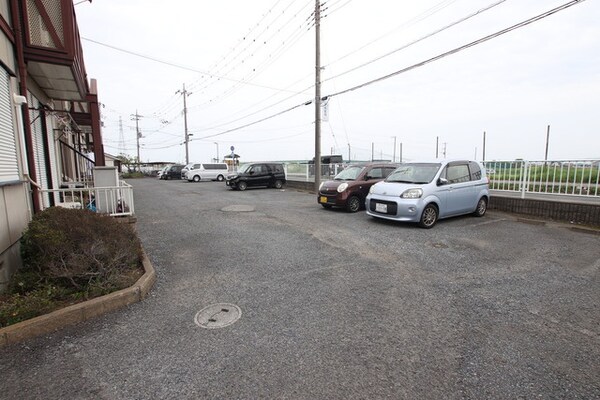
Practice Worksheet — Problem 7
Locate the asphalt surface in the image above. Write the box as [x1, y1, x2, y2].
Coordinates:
[1, 178, 599, 399]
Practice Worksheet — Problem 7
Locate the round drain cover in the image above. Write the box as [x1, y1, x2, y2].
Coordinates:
[194, 303, 242, 329]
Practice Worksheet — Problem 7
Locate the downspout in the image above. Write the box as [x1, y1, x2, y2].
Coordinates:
[88, 79, 104, 166]
[10, 0, 40, 212]
[39, 108, 54, 206]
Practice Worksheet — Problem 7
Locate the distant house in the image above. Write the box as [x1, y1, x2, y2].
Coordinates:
[0, 1, 107, 292]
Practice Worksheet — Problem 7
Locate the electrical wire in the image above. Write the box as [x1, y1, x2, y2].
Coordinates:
[324, 0, 507, 84]
[189, 0, 586, 140]
[327, 0, 586, 98]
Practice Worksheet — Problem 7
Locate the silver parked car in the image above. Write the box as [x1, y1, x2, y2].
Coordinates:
[366, 160, 489, 228]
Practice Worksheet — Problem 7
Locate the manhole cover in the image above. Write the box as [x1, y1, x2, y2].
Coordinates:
[194, 303, 242, 329]
[221, 205, 255, 212]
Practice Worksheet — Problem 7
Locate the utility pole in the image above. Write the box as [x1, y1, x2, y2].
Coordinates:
[443, 142, 447, 159]
[544, 125, 550, 161]
[347, 143, 351, 162]
[214, 142, 219, 162]
[436, 136, 439, 159]
[482, 131, 486, 161]
[392, 136, 397, 162]
[130, 110, 142, 171]
[371, 142, 374, 161]
[176, 84, 192, 165]
[314, 0, 322, 191]
[400, 142, 403, 163]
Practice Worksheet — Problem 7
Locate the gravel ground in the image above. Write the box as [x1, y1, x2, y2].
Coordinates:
[1, 178, 598, 399]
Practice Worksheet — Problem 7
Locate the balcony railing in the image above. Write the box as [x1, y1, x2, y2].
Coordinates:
[39, 181, 135, 217]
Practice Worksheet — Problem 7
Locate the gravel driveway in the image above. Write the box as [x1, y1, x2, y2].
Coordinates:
[1, 178, 599, 399]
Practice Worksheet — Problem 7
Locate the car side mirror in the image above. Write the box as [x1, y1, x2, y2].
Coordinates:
[364, 175, 371, 181]
[438, 177, 448, 186]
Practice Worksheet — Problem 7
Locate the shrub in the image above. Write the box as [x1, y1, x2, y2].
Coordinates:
[19, 207, 143, 293]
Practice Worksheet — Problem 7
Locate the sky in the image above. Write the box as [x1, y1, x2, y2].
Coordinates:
[74, 0, 600, 164]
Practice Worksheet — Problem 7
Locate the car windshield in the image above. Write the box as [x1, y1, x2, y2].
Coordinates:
[386, 163, 440, 184]
[333, 166, 364, 180]
[238, 164, 252, 174]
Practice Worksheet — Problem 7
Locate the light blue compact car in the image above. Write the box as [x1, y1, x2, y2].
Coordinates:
[366, 160, 489, 228]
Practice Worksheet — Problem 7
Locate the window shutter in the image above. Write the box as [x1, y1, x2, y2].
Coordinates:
[0, 68, 19, 184]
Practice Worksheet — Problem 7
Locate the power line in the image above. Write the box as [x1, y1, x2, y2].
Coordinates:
[191, 0, 586, 140]
[327, 0, 587, 99]
[324, 0, 507, 83]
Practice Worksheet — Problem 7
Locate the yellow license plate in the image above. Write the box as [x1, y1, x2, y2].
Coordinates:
[319, 196, 327, 203]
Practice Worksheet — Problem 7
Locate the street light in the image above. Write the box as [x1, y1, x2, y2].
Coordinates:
[214, 142, 219, 162]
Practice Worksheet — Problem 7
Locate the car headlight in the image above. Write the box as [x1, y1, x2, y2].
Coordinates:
[337, 183, 348, 193]
[401, 188, 423, 199]
[319, 182, 324, 190]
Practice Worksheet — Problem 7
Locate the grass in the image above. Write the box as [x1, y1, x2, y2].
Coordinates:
[0, 266, 143, 328]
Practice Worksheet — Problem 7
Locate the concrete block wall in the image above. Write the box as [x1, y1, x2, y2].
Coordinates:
[489, 196, 600, 226]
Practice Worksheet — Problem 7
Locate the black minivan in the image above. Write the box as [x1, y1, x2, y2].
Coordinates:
[226, 163, 286, 190]
[161, 164, 184, 180]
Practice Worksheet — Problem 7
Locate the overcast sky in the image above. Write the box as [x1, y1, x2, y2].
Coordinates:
[74, 0, 600, 164]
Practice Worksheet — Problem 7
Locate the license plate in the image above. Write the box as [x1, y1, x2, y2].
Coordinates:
[375, 203, 388, 213]
[319, 196, 328, 204]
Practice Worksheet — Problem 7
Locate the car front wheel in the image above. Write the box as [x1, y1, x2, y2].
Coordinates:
[193, 175, 200, 182]
[474, 197, 487, 217]
[346, 195, 361, 213]
[238, 181, 247, 191]
[419, 204, 438, 229]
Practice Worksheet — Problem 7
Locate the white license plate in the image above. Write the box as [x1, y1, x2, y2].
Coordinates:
[375, 203, 388, 213]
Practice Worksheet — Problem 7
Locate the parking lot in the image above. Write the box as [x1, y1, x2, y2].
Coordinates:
[1, 178, 599, 399]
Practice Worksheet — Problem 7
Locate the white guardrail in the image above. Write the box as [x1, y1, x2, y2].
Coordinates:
[39, 181, 135, 217]
[284, 160, 600, 199]
[483, 160, 599, 198]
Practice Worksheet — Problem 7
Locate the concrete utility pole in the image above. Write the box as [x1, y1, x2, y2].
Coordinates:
[482, 131, 486, 161]
[544, 125, 550, 161]
[348, 143, 351, 162]
[130, 110, 142, 171]
[400, 142, 403, 163]
[436, 136, 439, 159]
[392, 136, 397, 162]
[371, 142, 374, 161]
[314, 0, 322, 191]
[177, 84, 192, 165]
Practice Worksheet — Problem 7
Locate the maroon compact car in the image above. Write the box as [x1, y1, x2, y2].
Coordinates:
[318, 163, 399, 212]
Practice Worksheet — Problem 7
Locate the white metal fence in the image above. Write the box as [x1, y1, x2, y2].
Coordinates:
[483, 160, 600, 198]
[284, 163, 346, 182]
[39, 181, 135, 217]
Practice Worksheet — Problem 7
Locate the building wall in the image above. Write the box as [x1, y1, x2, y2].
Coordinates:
[0, 0, 32, 292]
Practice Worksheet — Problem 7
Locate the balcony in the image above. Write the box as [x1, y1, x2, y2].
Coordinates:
[21, 0, 88, 102]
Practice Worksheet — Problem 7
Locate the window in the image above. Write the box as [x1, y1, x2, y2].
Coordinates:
[368, 168, 383, 179]
[383, 167, 396, 178]
[469, 162, 482, 180]
[446, 164, 471, 184]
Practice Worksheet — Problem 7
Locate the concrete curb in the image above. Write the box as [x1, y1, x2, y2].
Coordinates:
[0, 249, 156, 348]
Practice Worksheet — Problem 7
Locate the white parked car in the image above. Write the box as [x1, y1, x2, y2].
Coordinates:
[185, 163, 229, 182]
